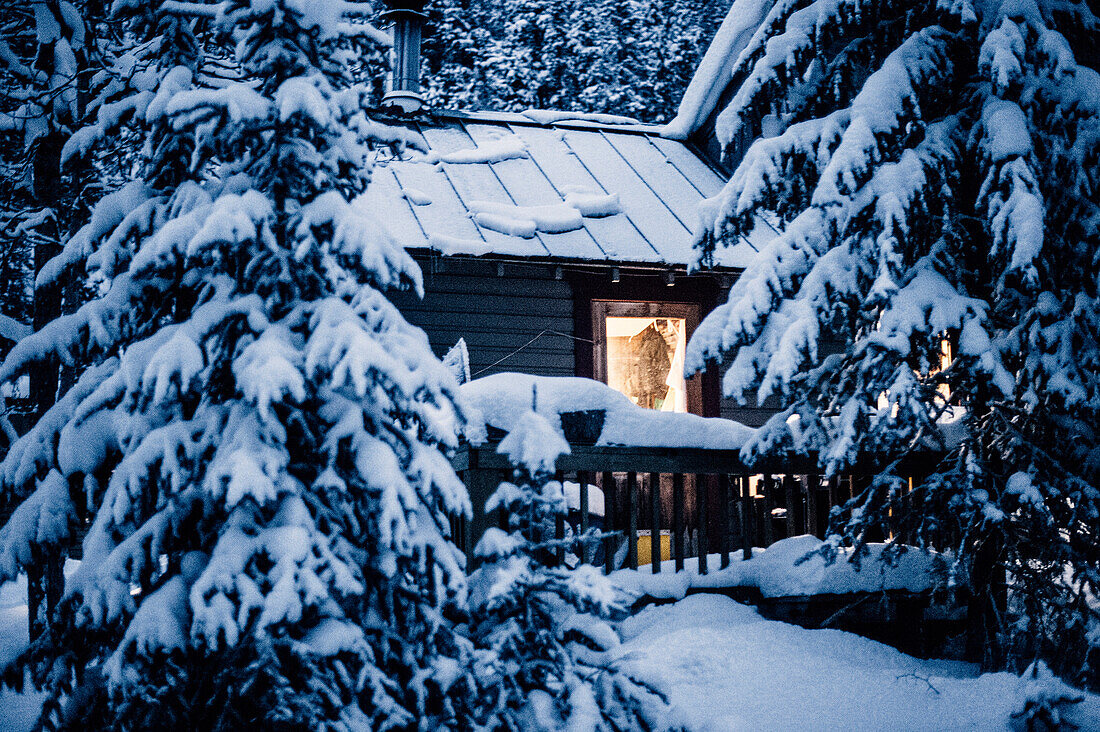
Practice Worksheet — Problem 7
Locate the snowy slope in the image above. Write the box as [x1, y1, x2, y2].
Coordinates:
[3, 570, 1097, 729]
[616, 594, 1100, 731]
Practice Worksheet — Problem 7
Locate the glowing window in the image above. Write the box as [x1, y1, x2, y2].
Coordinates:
[605, 316, 687, 412]
[592, 301, 701, 415]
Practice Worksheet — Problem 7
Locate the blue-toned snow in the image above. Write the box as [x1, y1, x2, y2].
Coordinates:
[2, 559, 1099, 729]
[613, 594, 1100, 730]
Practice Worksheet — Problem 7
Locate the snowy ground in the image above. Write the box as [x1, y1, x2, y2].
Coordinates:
[0, 571, 51, 731]
[1, 570, 1098, 730]
[615, 594, 1100, 731]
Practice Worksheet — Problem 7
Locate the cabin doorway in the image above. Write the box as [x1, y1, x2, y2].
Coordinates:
[591, 300, 703, 416]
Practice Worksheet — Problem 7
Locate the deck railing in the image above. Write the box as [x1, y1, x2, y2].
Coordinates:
[452, 442, 936, 574]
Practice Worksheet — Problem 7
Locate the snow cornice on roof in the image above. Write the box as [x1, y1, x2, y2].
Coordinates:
[661, 0, 774, 142]
[410, 107, 669, 135]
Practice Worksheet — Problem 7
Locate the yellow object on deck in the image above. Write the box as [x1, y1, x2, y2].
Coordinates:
[636, 530, 671, 565]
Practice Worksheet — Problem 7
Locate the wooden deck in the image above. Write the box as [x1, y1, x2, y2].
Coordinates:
[452, 441, 942, 574]
[453, 441, 969, 660]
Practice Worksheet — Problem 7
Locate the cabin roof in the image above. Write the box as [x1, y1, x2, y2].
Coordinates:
[362, 109, 767, 269]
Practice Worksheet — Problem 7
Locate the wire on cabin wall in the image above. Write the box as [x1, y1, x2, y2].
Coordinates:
[471, 329, 596, 378]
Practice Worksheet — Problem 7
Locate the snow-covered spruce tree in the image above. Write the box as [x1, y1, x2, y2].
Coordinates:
[685, 0, 1100, 684]
[0, 0, 474, 727]
[420, 0, 502, 112]
[467, 410, 666, 730]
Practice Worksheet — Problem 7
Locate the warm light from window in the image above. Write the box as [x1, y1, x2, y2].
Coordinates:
[605, 316, 687, 412]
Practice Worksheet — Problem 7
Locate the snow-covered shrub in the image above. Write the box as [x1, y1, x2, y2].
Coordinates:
[0, 0, 473, 727]
[466, 410, 667, 730]
[686, 0, 1100, 685]
[1011, 661, 1086, 731]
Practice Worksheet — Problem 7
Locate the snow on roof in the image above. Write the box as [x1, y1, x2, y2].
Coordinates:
[460, 373, 756, 451]
[360, 110, 767, 268]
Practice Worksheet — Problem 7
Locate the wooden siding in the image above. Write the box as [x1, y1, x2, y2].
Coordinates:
[719, 400, 778, 428]
[391, 259, 576, 378]
[392, 256, 780, 428]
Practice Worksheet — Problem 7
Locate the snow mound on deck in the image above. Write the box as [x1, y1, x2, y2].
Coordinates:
[611, 535, 943, 600]
[563, 481, 604, 516]
[460, 373, 755, 450]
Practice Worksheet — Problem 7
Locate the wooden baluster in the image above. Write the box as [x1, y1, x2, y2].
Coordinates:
[673, 473, 685, 572]
[901, 475, 913, 544]
[827, 475, 840, 537]
[761, 474, 776, 547]
[602, 471, 616, 574]
[721, 474, 732, 569]
[555, 470, 565, 566]
[649, 472, 661, 574]
[806, 474, 819, 539]
[697, 474, 708, 575]
[784, 475, 797, 539]
[578, 470, 591, 564]
[627, 472, 639, 570]
[740, 475, 753, 560]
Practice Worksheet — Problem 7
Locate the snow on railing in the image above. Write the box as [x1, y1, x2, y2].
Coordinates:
[451, 438, 944, 581]
[454, 374, 946, 577]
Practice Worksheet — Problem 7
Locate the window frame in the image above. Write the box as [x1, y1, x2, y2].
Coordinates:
[591, 299, 704, 416]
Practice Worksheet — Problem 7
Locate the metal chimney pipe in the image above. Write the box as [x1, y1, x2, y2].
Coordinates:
[383, 0, 428, 113]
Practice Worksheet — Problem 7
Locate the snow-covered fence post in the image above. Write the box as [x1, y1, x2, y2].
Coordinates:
[739, 475, 752, 560]
[672, 472, 684, 571]
[761, 474, 776, 546]
[783, 475, 798, 538]
[578, 469, 591, 564]
[627, 471, 639, 569]
[805, 475, 819, 539]
[601, 470, 616, 574]
[649, 471, 661, 573]
[697, 474, 709, 574]
[720, 474, 734, 568]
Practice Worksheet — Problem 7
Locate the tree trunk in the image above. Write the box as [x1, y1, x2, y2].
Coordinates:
[27, 129, 65, 642]
[965, 531, 1007, 671]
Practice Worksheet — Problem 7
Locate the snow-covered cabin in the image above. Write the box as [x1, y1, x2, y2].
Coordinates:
[363, 1, 793, 427]
[370, 108, 778, 425]
[369, 0, 780, 428]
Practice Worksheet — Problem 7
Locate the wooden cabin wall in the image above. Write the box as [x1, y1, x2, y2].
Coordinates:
[393, 254, 780, 427]
[391, 256, 576, 379]
[719, 396, 779, 428]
